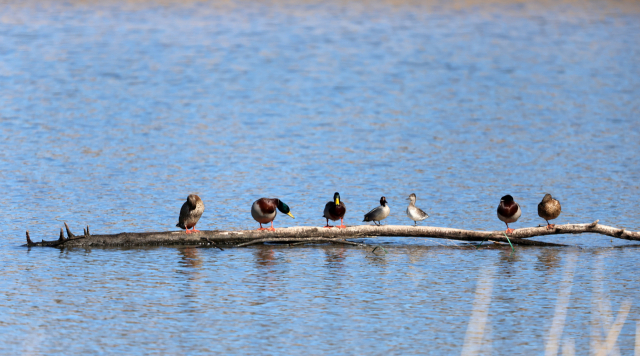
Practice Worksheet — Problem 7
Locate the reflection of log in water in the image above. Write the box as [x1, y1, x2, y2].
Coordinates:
[23, 220, 640, 248]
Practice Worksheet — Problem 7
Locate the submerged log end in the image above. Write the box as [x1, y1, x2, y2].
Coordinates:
[64, 222, 75, 238]
[26, 230, 34, 246]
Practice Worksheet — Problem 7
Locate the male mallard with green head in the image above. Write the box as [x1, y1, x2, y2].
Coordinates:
[323, 192, 347, 228]
[363, 196, 390, 226]
[538, 193, 561, 229]
[497, 194, 521, 234]
[176, 194, 205, 234]
[251, 198, 295, 231]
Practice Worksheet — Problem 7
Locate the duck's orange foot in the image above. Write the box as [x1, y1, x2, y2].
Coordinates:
[192, 228, 201, 233]
[505, 228, 515, 234]
[324, 225, 334, 228]
[546, 224, 555, 230]
[185, 229, 192, 234]
[337, 224, 346, 229]
[257, 228, 268, 231]
[267, 227, 276, 232]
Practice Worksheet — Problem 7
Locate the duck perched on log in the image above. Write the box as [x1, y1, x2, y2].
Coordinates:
[323, 192, 347, 228]
[406, 193, 429, 226]
[363, 196, 390, 226]
[497, 194, 521, 234]
[176, 194, 205, 234]
[251, 198, 295, 231]
[538, 193, 561, 229]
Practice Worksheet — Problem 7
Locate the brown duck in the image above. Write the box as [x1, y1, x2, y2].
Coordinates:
[176, 194, 205, 234]
[538, 193, 561, 229]
[323, 192, 347, 228]
[497, 194, 521, 234]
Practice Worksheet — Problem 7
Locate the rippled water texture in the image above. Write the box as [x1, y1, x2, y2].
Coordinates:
[1, 0, 639, 354]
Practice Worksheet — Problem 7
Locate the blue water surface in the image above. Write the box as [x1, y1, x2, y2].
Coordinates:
[1, 0, 639, 354]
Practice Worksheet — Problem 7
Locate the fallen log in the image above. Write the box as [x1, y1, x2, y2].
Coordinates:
[22, 220, 640, 248]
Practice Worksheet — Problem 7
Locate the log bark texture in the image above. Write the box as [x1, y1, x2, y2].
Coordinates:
[23, 220, 640, 248]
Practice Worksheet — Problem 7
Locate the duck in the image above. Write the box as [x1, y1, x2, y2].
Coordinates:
[538, 193, 561, 229]
[363, 196, 390, 226]
[251, 198, 294, 231]
[497, 194, 521, 234]
[176, 194, 205, 234]
[323, 192, 347, 228]
[406, 193, 429, 226]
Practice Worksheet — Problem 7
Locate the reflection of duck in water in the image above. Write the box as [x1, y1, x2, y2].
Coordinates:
[497, 194, 521, 234]
[538, 194, 561, 230]
[255, 247, 276, 268]
[251, 198, 294, 231]
[406, 193, 429, 226]
[323, 192, 347, 228]
[536, 248, 561, 271]
[324, 246, 346, 265]
[363, 196, 390, 226]
[179, 247, 202, 269]
[177, 194, 205, 234]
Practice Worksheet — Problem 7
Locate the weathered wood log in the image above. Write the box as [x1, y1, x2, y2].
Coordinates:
[22, 220, 640, 248]
[236, 237, 367, 247]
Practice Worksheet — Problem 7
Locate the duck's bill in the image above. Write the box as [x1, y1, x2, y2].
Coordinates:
[287, 212, 295, 218]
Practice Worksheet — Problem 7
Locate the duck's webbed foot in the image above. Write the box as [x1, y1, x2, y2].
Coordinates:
[267, 222, 276, 232]
[324, 219, 334, 228]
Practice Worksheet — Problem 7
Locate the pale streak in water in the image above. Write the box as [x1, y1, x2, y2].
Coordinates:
[591, 255, 621, 356]
[461, 267, 495, 355]
[461, 254, 634, 355]
[545, 253, 577, 356]
[636, 322, 640, 356]
[563, 338, 575, 356]
[595, 300, 632, 356]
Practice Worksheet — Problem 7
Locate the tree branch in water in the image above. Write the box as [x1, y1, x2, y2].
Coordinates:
[22, 220, 640, 248]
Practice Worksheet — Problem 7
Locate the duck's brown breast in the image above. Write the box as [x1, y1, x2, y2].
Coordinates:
[257, 198, 277, 214]
[498, 201, 519, 218]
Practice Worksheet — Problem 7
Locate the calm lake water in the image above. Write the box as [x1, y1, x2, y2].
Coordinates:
[1, 0, 640, 354]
